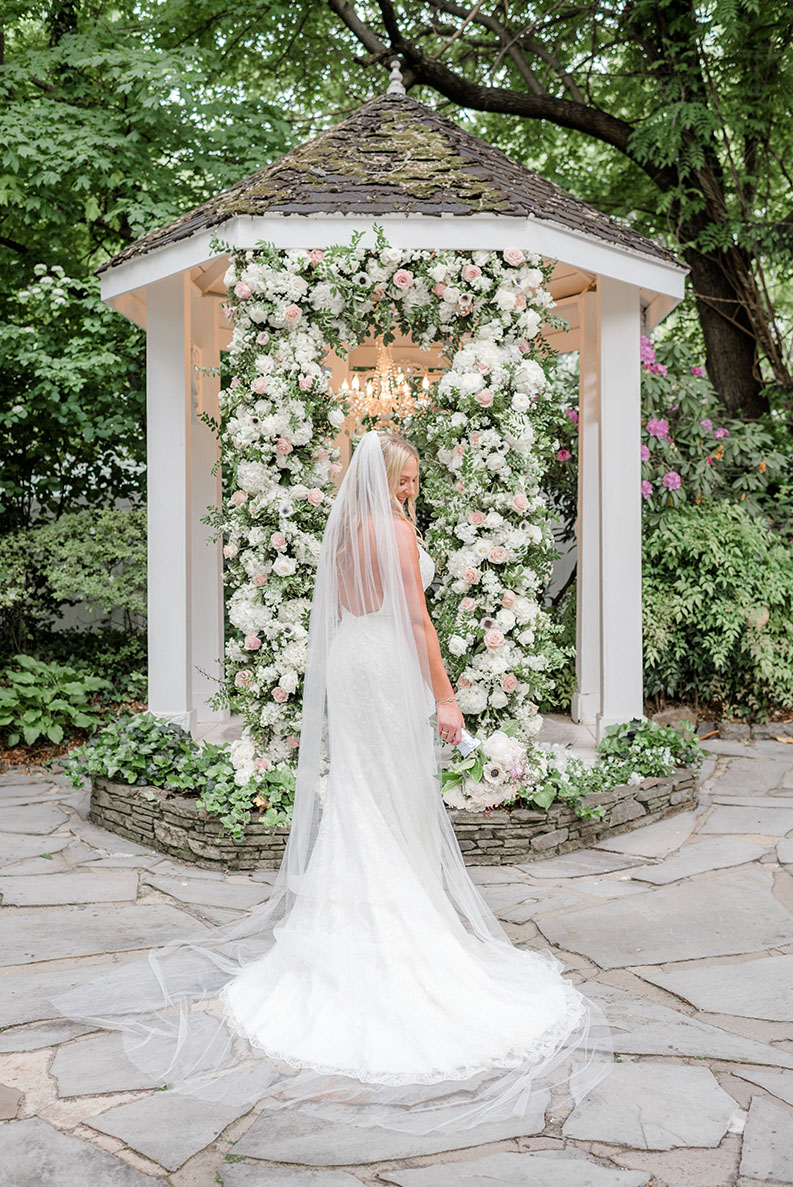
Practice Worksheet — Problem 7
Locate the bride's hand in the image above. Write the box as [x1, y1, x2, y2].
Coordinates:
[437, 700, 464, 746]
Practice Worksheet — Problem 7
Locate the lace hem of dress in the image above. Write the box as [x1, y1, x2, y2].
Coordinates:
[217, 981, 590, 1089]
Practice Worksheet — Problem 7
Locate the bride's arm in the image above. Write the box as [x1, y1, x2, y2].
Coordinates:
[394, 517, 464, 741]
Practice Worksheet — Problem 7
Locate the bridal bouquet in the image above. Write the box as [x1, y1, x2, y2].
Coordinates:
[440, 727, 549, 811]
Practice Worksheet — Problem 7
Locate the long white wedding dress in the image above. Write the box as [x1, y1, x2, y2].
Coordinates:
[52, 431, 611, 1135]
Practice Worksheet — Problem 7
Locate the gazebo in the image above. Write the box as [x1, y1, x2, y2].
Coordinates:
[96, 80, 687, 741]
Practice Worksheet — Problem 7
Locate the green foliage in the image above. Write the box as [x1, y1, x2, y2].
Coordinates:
[537, 718, 702, 817]
[34, 627, 147, 706]
[63, 711, 294, 841]
[0, 654, 111, 746]
[0, 266, 146, 535]
[0, 2, 293, 280]
[0, 506, 147, 657]
[598, 717, 702, 773]
[643, 502, 793, 717]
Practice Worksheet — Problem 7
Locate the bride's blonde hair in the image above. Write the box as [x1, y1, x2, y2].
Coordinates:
[378, 432, 424, 544]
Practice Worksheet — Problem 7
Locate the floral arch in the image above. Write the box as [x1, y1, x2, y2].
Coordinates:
[216, 232, 569, 810]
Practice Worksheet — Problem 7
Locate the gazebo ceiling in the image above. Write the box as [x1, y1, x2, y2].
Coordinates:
[98, 93, 680, 276]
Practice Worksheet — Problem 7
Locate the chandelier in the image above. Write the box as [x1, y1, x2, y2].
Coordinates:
[338, 342, 433, 427]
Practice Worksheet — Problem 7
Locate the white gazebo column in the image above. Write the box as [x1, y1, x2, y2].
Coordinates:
[145, 273, 194, 730]
[597, 276, 644, 735]
[189, 286, 226, 724]
[572, 290, 601, 727]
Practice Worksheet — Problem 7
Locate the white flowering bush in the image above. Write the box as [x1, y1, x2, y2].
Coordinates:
[212, 229, 575, 816]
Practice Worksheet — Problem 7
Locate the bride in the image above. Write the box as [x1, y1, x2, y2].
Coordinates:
[53, 429, 611, 1135]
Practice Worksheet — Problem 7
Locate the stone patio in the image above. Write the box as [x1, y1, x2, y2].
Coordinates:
[1, 735, 793, 1185]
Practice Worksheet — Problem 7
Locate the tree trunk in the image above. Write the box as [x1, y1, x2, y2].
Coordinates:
[683, 245, 770, 419]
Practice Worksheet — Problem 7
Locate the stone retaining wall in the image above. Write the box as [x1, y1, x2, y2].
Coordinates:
[89, 768, 698, 871]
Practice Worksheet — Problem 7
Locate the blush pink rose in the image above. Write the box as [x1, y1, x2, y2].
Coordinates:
[517, 339, 531, 354]
[462, 264, 481, 283]
[313, 447, 329, 460]
[284, 303, 302, 325]
[455, 480, 466, 493]
[457, 676, 473, 689]
[234, 670, 253, 688]
[460, 597, 476, 612]
[468, 510, 485, 526]
[230, 490, 248, 507]
[433, 282, 447, 297]
[501, 673, 518, 693]
[271, 532, 287, 549]
[256, 331, 270, 346]
[514, 292, 527, 309]
[309, 249, 324, 265]
[234, 281, 252, 299]
[254, 755, 271, 770]
[489, 546, 508, 564]
[512, 493, 529, 512]
[462, 567, 480, 585]
[470, 432, 482, 444]
[484, 628, 505, 650]
[272, 687, 288, 702]
[299, 375, 313, 391]
[253, 573, 268, 586]
[329, 461, 343, 476]
[393, 269, 413, 289]
[475, 389, 494, 407]
[502, 591, 516, 608]
[307, 488, 323, 506]
[230, 376, 241, 389]
[475, 360, 490, 373]
[454, 443, 467, 456]
[252, 375, 268, 394]
[504, 248, 525, 266]
[276, 437, 293, 454]
[244, 634, 262, 651]
[286, 735, 300, 748]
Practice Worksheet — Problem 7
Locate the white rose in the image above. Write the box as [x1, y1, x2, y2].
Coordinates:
[450, 411, 467, 428]
[429, 263, 448, 282]
[448, 635, 468, 656]
[486, 452, 506, 471]
[522, 309, 541, 338]
[442, 286, 461, 305]
[511, 392, 531, 413]
[489, 689, 508, 709]
[328, 407, 345, 428]
[460, 372, 485, 395]
[513, 596, 538, 623]
[272, 556, 297, 577]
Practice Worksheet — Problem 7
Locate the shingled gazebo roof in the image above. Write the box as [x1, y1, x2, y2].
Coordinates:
[98, 94, 678, 275]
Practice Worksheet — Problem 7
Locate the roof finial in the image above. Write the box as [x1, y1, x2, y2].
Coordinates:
[386, 58, 406, 96]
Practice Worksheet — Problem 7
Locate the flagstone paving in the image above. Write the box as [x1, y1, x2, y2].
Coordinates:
[1, 739, 793, 1185]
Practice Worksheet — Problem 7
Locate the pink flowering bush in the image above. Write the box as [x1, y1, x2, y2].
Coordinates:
[545, 338, 788, 534]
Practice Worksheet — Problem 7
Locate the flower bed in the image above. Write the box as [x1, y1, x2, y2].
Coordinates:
[87, 765, 698, 870]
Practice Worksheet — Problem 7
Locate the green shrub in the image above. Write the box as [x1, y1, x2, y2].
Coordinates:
[643, 501, 793, 717]
[0, 654, 111, 746]
[62, 711, 294, 841]
[34, 627, 147, 705]
[0, 507, 146, 658]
